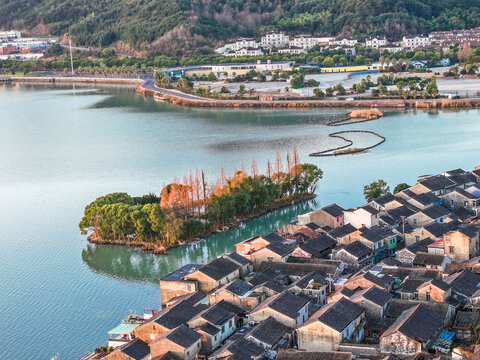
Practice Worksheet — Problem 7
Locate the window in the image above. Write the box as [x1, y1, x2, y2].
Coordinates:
[449, 246, 455, 254]
[268, 257, 273, 262]
[214, 335, 217, 341]
[198, 343, 200, 348]
[413, 219, 417, 225]
[426, 292, 431, 300]
[187, 351, 189, 356]
[222, 325, 225, 333]
[187, 285, 191, 291]
[229, 319, 232, 327]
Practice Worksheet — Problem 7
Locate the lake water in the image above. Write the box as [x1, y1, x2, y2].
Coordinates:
[1, 83, 479, 359]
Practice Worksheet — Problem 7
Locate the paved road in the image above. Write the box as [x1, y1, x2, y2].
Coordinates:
[142, 79, 216, 102]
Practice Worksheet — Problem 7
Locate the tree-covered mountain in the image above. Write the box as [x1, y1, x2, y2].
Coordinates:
[1, 0, 479, 55]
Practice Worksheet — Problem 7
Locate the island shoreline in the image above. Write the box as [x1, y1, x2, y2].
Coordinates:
[7, 76, 480, 109]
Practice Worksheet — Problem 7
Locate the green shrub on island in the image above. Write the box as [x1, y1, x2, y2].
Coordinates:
[79, 151, 323, 248]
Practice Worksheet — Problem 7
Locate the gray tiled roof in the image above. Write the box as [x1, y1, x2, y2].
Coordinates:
[418, 175, 455, 191]
[154, 300, 203, 329]
[166, 325, 202, 348]
[318, 298, 364, 332]
[248, 317, 292, 347]
[342, 241, 372, 259]
[269, 291, 310, 319]
[262, 232, 286, 243]
[421, 205, 450, 220]
[226, 252, 250, 266]
[225, 279, 253, 296]
[413, 252, 447, 266]
[276, 349, 352, 360]
[447, 269, 480, 297]
[361, 286, 393, 307]
[298, 235, 336, 255]
[199, 322, 221, 336]
[121, 339, 150, 360]
[329, 224, 357, 239]
[202, 302, 235, 325]
[198, 257, 240, 281]
[266, 242, 293, 257]
[227, 338, 265, 360]
[411, 192, 440, 206]
[321, 203, 345, 217]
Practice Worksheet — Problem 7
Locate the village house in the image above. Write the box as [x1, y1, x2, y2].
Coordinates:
[441, 187, 480, 215]
[365, 36, 388, 48]
[330, 241, 373, 270]
[344, 271, 394, 292]
[159, 264, 202, 305]
[209, 337, 264, 360]
[443, 225, 480, 263]
[416, 279, 452, 302]
[399, 279, 427, 300]
[149, 325, 202, 360]
[224, 252, 252, 278]
[235, 232, 286, 255]
[408, 175, 456, 196]
[297, 298, 365, 351]
[402, 34, 431, 49]
[344, 205, 379, 229]
[208, 279, 261, 311]
[133, 299, 203, 343]
[370, 193, 405, 211]
[195, 322, 221, 351]
[352, 227, 387, 263]
[184, 257, 241, 293]
[249, 242, 294, 267]
[256, 259, 344, 281]
[292, 235, 337, 259]
[385, 298, 455, 328]
[104, 338, 151, 360]
[248, 290, 310, 327]
[453, 311, 480, 342]
[245, 316, 293, 349]
[443, 170, 477, 188]
[380, 304, 443, 355]
[407, 192, 441, 210]
[412, 252, 452, 272]
[328, 224, 358, 244]
[310, 204, 345, 229]
[187, 301, 238, 343]
[406, 205, 451, 227]
[349, 286, 393, 319]
[406, 221, 455, 247]
[445, 269, 480, 307]
[396, 238, 435, 264]
[288, 271, 328, 305]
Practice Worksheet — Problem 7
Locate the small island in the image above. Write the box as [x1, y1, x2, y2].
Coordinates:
[79, 149, 323, 253]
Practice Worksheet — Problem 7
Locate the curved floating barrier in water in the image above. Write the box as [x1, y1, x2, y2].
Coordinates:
[309, 130, 386, 157]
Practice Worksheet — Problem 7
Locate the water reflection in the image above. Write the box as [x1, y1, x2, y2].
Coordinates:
[82, 201, 314, 282]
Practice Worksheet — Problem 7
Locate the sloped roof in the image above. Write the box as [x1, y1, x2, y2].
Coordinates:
[339, 241, 372, 259]
[266, 242, 294, 257]
[413, 252, 447, 266]
[225, 279, 254, 296]
[154, 300, 203, 329]
[373, 193, 396, 206]
[362, 205, 379, 215]
[227, 338, 264, 360]
[165, 325, 202, 348]
[329, 224, 357, 239]
[262, 232, 286, 243]
[316, 298, 364, 332]
[355, 286, 393, 307]
[201, 302, 235, 325]
[458, 225, 479, 238]
[446, 269, 480, 297]
[321, 203, 345, 217]
[358, 227, 384, 243]
[120, 339, 150, 360]
[298, 235, 337, 255]
[199, 322, 221, 336]
[418, 176, 455, 191]
[453, 311, 480, 329]
[423, 222, 450, 237]
[421, 205, 450, 220]
[382, 304, 443, 342]
[197, 257, 240, 281]
[401, 279, 426, 294]
[406, 238, 436, 254]
[226, 252, 250, 266]
[247, 317, 292, 347]
[268, 291, 310, 319]
[417, 279, 451, 292]
[295, 271, 326, 289]
[411, 192, 440, 206]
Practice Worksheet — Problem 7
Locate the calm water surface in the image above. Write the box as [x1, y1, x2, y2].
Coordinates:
[1, 83, 479, 359]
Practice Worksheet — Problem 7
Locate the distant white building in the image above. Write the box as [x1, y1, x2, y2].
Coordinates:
[402, 35, 431, 49]
[289, 35, 318, 50]
[236, 47, 264, 57]
[378, 43, 403, 53]
[261, 31, 290, 48]
[0, 30, 21, 42]
[278, 45, 306, 55]
[330, 37, 358, 46]
[365, 36, 388, 48]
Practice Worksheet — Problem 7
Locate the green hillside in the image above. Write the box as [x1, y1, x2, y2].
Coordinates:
[1, 0, 479, 55]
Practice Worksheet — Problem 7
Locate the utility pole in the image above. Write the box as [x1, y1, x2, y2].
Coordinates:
[69, 39, 74, 76]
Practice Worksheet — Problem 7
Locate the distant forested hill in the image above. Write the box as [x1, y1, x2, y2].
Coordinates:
[1, 0, 479, 55]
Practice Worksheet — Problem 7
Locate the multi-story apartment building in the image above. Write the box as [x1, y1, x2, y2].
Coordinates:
[365, 36, 388, 48]
[402, 35, 431, 49]
[261, 31, 290, 48]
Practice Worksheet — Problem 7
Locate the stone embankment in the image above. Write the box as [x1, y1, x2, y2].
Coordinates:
[11, 76, 142, 85]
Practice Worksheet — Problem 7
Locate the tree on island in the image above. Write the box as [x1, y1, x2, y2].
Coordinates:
[394, 183, 410, 194]
[363, 179, 390, 202]
[290, 74, 305, 87]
